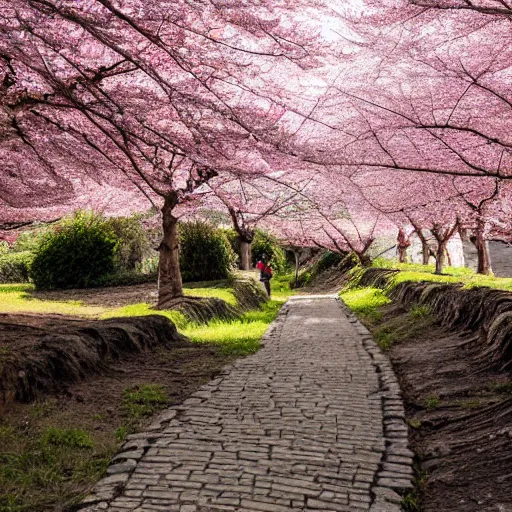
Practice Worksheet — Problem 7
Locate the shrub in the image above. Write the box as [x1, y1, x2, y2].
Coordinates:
[221, 228, 240, 255]
[106, 216, 152, 271]
[93, 269, 157, 288]
[12, 225, 54, 253]
[0, 251, 34, 283]
[291, 270, 313, 289]
[316, 251, 343, 272]
[179, 221, 236, 282]
[30, 212, 120, 290]
[251, 229, 288, 274]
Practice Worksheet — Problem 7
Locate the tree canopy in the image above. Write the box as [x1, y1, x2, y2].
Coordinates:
[1, 0, 511, 295]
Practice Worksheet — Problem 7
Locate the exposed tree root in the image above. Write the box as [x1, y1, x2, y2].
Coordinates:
[359, 267, 512, 372]
[157, 278, 267, 323]
[157, 295, 240, 323]
[232, 279, 267, 310]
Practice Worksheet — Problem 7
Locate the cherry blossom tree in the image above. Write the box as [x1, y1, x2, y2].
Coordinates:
[0, 0, 326, 306]
[206, 175, 311, 269]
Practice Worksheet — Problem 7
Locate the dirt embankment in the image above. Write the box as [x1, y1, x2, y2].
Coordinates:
[0, 279, 267, 406]
[355, 269, 512, 512]
[0, 315, 186, 405]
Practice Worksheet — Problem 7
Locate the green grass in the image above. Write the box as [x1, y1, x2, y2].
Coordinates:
[184, 300, 282, 356]
[100, 303, 188, 329]
[375, 326, 395, 351]
[40, 428, 93, 449]
[184, 285, 237, 306]
[372, 258, 512, 291]
[402, 491, 421, 511]
[424, 395, 441, 409]
[121, 384, 169, 422]
[0, 284, 105, 318]
[409, 304, 431, 319]
[0, 425, 110, 512]
[339, 287, 390, 323]
[269, 273, 297, 302]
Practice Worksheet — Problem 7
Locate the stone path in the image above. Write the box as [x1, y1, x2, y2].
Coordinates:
[81, 296, 413, 512]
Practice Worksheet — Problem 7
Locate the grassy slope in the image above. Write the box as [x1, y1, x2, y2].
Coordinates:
[0, 274, 295, 511]
[341, 260, 512, 323]
[340, 260, 512, 352]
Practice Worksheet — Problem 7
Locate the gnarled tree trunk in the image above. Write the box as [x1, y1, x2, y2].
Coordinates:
[293, 249, 300, 288]
[355, 251, 372, 267]
[422, 242, 431, 266]
[157, 196, 183, 308]
[413, 227, 431, 265]
[476, 239, 492, 275]
[431, 222, 459, 275]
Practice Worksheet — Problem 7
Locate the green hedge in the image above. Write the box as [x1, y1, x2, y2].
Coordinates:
[108, 216, 152, 271]
[0, 251, 34, 283]
[31, 212, 120, 290]
[180, 221, 236, 282]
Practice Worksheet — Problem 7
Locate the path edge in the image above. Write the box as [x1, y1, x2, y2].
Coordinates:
[76, 301, 291, 512]
[338, 298, 414, 512]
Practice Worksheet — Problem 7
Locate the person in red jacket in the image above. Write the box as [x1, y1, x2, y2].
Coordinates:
[256, 254, 272, 297]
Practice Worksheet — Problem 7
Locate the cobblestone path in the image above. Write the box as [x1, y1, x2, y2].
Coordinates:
[82, 296, 413, 512]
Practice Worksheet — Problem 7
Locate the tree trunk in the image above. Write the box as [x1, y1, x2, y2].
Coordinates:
[473, 221, 493, 275]
[435, 242, 447, 274]
[157, 197, 183, 308]
[398, 245, 408, 264]
[422, 242, 430, 265]
[355, 251, 372, 267]
[239, 240, 252, 271]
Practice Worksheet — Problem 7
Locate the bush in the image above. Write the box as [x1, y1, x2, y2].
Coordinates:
[31, 212, 120, 290]
[316, 251, 343, 272]
[107, 216, 152, 271]
[179, 221, 236, 282]
[251, 229, 288, 274]
[0, 251, 33, 283]
[93, 269, 157, 288]
[221, 228, 240, 255]
[12, 225, 54, 253]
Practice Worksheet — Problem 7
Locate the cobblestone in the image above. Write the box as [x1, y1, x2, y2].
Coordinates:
[80, 296, 411, 511]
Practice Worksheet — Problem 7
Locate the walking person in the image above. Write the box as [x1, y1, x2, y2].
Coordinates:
[256, 254, 273, 297]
